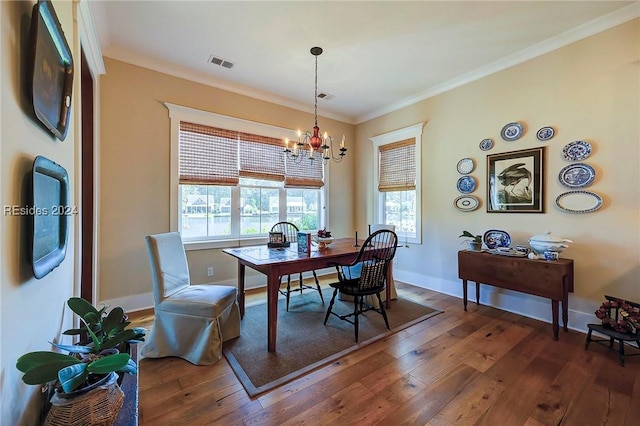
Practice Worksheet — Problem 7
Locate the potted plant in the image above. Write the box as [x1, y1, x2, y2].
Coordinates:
[459, 230, 483, 251]
[16, 297, 145, 423]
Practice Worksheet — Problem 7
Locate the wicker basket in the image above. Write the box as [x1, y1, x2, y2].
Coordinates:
[44, 373, 124, 426]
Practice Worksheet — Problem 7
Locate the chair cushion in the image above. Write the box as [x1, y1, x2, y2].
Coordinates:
[158, 284, 237, 318]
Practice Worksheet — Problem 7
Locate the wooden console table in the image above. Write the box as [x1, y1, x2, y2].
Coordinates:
[457, 250, 574, 340]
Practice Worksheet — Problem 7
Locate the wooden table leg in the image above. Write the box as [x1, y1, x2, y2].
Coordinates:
[237, 262, 246, 318]
[475, 282, 480, 305]
[551, 300, 559, 340]
[267, 272, 280, 352]
[385, 263, 393, 309]
[562, 281, 569, 331]
[462, 279, 468, 311]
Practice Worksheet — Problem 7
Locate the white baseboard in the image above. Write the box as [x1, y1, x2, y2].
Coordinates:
[103, 267, 594, 335]
[394, 269, 593, 335]
[103, 268, 336, 314]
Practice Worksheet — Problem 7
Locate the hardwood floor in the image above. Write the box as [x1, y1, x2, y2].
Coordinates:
[129, 281, 640, 425]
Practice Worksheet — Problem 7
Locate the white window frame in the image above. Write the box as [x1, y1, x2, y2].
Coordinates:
[369, 123, 423, 245]
[165, 102, 327, 250]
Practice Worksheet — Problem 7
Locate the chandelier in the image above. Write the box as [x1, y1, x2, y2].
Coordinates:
[284, 47, 347, 163]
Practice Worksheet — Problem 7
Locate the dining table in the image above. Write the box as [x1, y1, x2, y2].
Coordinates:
[222, 237, 395, 352]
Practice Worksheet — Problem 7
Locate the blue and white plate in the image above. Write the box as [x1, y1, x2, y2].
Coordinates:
[536, 126, 555, 141]
[555, 191, 602, 213]
[501, 122, 523, 141]
[562, 140, 591, 161]
[483, 229, 511, 249]
[479, 138, 494, 151]
[558, 163, 596, 188]
[456, 175, 476, 194]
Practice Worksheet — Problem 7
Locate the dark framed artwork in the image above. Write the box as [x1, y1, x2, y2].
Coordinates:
[29, 0, 74, 141]
[487, 147, 545, 213]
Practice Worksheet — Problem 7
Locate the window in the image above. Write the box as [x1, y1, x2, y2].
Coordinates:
[167, 103, 326, 247]
[370, 123, 423, 244]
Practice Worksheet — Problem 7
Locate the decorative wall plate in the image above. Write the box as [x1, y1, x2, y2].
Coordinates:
[555, 191, 602, 213]
[562, 140, 591, 161]
[456, 158, 475, 174]
[479, 138, 494, 151]
[536, 126, 555, 141]
[454, 195, 479, 211]
[558, 163, 596, 188]
[500, 122, 523, 141]
[483, 229, 511, 249]
[456, 175, 476, 194]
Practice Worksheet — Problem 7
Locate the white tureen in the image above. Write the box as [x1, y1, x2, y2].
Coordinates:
[528, 231, 573, 254]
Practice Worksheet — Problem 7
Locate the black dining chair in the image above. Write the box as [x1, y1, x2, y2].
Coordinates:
[324, 229, 398, 342]
[270, 221, 324, 311]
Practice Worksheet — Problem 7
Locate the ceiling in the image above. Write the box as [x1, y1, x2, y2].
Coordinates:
[88, 1, 638, 124]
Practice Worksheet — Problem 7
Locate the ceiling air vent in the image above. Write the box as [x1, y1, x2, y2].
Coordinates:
[317, 92, 335, 100]
[208, 55, 234, 69]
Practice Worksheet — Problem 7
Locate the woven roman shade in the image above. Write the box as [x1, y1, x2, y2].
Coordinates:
[179, 122, 239, 185]
[284, 150, 324, 188]
[378, 138, 416, 192]
[238, 132, 285, 182]
[179, 121, 321, 188]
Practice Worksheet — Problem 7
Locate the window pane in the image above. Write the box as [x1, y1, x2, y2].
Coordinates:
[180, 185, 231, 239]
[240, 186, 279, 235]
[286, 188, 320, 230]
[208, 186, 232, 237]
[383, 190, 416, 238]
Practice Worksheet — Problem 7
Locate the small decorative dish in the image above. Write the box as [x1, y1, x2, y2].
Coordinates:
[562, 140, 591, 161]
[558, 163, 596, 188]
[483, 229, 511, 249]
[536, 126, 555, 141]
[456, 158, 475, 174]
[487, 248, 527, 257]
[312, 236, 334, 250]
[555, 191, 602, 213]
[500, 122, 523, 141]
[456, 175, 476, 194]
[479, 138, 494, 151]
[453, 195, 479, 212]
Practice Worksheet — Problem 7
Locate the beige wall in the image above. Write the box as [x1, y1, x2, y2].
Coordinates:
[355, 19, 640, 324]
[98, 58, 355, 304]
[1, 1, 79, 424]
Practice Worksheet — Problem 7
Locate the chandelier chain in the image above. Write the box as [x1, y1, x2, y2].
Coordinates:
[314, 53, 318, 127]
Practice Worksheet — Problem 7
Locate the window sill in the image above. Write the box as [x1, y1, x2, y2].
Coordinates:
[184, 236, 268, 251]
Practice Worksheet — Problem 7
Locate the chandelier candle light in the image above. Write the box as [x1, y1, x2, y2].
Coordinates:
[284, 47, 347, 163]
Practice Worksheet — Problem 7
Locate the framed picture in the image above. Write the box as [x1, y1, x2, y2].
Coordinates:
[487, 147, 545, 213]
[269, 232, 284, 244]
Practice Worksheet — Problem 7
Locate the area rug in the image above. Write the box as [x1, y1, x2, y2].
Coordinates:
[223, 287, 441, 397]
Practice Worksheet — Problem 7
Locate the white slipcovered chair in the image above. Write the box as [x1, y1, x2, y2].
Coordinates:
[142, 232, 240, 365]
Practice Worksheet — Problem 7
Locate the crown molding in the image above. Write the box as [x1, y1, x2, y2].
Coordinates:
[104, 47, 355, 124]
[78, 0, 105, 76]
[355, 3, 640, 124]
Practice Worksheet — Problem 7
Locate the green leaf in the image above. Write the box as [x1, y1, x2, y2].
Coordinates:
[87, 353, 130, 374]
[50, 342, 92, 354]
[67, 297, 100, 322]
[102, 307, 125, 335]
[58, 363, 89, 393]
[62, 328, 86, 336]
[16, 351, 80, 373]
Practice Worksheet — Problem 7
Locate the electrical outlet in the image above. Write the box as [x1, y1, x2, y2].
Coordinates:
[207, 266, 214, 277]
